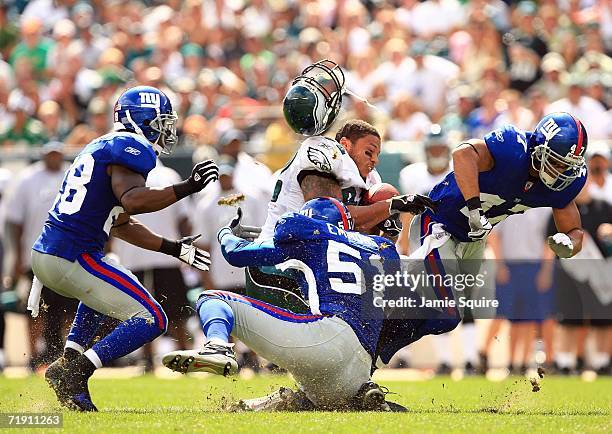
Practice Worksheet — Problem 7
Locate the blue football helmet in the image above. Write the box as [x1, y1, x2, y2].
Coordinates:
[114, 86, 178, 155]
[300, 197, 353, 231]
[283, 60, 345, 136]
[529, 112, 588, 191]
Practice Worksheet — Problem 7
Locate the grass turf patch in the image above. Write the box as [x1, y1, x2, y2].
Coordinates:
[0, 374, 610, 433]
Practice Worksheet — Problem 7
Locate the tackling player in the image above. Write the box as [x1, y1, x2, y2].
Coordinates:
[163, 198, 423, 411]
[248, 60, 434, 310]
[375, 112, 589, 366]
[31, 86, 219, 411]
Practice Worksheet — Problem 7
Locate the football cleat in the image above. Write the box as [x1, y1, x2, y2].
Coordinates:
[350, 381, 408, 412]
[162, 342, 238, 376]
[229, 387, 315, 412]
[45, 358, 98, 412]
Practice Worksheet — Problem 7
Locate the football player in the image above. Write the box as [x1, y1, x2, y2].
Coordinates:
[248, 60, 434, 310]
[375, 112, 589, 367]
[31, 86, 219, 411]
[163, 197, 422, 411]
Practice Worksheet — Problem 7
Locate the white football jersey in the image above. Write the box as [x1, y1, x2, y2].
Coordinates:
[259, 136, 381, 239]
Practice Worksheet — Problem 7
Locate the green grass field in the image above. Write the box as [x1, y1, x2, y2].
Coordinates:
[0, 374, 610, 433]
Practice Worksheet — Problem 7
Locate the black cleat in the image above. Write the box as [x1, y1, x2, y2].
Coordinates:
[45, 357, 98, 412]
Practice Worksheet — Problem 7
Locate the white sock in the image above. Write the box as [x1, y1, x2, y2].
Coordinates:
[556, 352, 574, 369]
[434, 335, 451, 365]
[65, 341, 85, 354]
[591, 352, 610, 370]
[0, 349, 5, 368]
[84, 349, 103, 369]
[462, 323, 478, 364]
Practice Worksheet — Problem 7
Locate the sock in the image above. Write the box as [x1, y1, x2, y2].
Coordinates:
[66, 303, 107, 350]
[556, 352, 574, 369]
[591, 352, 610, 370]
[90, 317, 163, 366]
[0, 349, 4, 369]
[198, 298, 234, 343]
[434, 334, 451, 366]
[462, 323, 478, 365]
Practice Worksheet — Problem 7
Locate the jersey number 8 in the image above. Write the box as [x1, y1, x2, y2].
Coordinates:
[54, 154, 95, 215]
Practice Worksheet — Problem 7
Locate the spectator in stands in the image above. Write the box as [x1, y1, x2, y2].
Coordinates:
[4, 142, 74, 370]
[0, 89, 46, 147]
[534, 52, 568, 103]
[112, 160, 193, 371]
[386, 93, 431, 141]
[0, 168, 12, 372]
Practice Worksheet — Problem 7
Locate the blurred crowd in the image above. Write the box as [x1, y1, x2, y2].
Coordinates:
[0, 0, 610, 375]
[0, 0, 610, 167]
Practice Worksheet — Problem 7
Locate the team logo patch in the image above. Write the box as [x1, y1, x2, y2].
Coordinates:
[124, 146, 141, 155]
[139, 92, 161, 108]
[540, 118, 561, 142]
[307, 147, 332, 172]
[494, 130, 504, 142]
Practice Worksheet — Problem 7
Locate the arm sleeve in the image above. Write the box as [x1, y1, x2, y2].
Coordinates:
[219, 229, 289, 267]
[109, 136, 157, 178]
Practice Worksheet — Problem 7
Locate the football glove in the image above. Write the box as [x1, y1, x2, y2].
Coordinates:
[227, 207, 262, 241]
[174, 159, 219, 199]
[160, 235, 211, 271]
[378, 214, 402, 238]
[467, 209, 492, 241]
[547, 232, 574, 258]
[389, 194, 437, 215]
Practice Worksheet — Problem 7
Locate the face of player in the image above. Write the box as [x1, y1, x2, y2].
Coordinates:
[342, 134, 381, 179]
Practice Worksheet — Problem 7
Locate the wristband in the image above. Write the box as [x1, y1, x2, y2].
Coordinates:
[217, 227, 232, 243]
[159, 238, 181, 257]
[466, 197, 482, 211]
[173, 180, 195, 201]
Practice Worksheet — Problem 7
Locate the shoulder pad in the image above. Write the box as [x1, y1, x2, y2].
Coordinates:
[298, 136, 343, 175]
[108, 133, 157, 177]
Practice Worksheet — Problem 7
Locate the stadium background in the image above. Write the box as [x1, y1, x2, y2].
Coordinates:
[0, 0, 610, 376]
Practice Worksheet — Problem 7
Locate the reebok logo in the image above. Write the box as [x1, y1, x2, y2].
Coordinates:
[124, 147, 141, 155]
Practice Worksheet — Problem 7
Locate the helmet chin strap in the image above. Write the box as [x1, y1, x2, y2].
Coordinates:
[343, 87, 380, 111]
[126, 109, 163, 155]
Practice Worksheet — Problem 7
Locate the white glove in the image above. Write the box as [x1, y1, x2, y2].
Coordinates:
[467, 209, 492, 241]
[228, 207, 262, 241]
[160, 235, 212, 271]
[547, 232, 574, 258]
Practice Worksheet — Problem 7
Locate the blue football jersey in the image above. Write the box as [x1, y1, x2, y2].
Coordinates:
[33, 132, 157, 261]
[428, 125, 587, 242]
[220, 213, 401, 358]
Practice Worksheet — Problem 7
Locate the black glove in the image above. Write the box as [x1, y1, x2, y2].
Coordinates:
[377, 214, 402, 237]
[159, 235, 211, 271]
[389, 194, 438, 215]
[227, 207, 262, 241]
[173, 160, 219, 200]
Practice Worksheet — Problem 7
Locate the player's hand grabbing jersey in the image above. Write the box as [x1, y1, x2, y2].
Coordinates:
[34, 132, 156, 261]
[259, 136, 381, 239]
[428, 125, 587, 242]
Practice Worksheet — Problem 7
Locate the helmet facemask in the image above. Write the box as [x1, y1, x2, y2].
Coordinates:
[531, 143, 585, 191]
[149, 111, 178, 155]
[290, 60, 345, 135]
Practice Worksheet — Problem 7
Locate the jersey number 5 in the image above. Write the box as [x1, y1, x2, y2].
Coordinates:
[54, 154, 95, 215]
[327, 240, 365, 295]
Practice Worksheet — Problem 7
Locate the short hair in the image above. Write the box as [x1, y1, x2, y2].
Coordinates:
[335, 119, 380, 143]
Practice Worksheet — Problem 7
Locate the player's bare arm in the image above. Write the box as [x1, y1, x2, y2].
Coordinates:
[452, 139, 495, 240]
[111, 212, 211, 270]
[110, 159, 218, 214]
[549, 201, 584, 257]
[451, 139, 494, 200]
